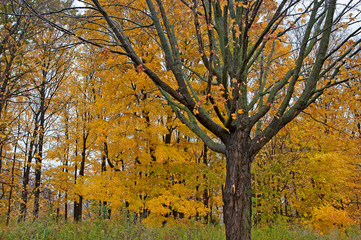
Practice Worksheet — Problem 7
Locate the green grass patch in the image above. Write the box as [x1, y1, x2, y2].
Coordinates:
[2, 218, 361, 240]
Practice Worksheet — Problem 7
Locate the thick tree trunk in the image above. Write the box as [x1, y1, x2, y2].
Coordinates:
[223, 131, 253, 240]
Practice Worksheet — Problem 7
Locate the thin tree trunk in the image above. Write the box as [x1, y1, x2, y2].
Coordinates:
[33, 128, 44, 218]
[74, 131, 88, 221]
[55, 191, 61, 222]
[73, 139, 79, 221]
[33, 84, 46, 219]
[223, 131, 253, 240]
[64, 108, 70, 221]
[19, 115, 39, 222]
[64, 191, 68, 220]
[78, 134, 86, 220]
[100, 149, 110, 219]
[6, 135, 18, 226]
[0, 145, 3, 174]
[202, 143, 209, 223]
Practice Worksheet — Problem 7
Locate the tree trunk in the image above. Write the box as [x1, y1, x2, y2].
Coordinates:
[64, 108, 69, 221]
[64, 156, 69, 221]
[73, 139, 79, 221]
[223, 131, 252, 240]
[202, 143, 210, 223]
[33, 126, 44, 218]
[74, 132, 87, 221]
[100, 150, 111, 219]
[56, 192, 60, 222]
[6, 136, 18, 226]
[33, 84, 46, 219]
[19, 117, 39, 222]
[64, 191, 68, 221]
[0, 145, 3, 174]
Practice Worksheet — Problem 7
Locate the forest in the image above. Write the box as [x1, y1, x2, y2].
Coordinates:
[1, 0, 361, 239]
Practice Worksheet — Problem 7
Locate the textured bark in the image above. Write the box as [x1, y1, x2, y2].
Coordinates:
[223, 131, 252, 240]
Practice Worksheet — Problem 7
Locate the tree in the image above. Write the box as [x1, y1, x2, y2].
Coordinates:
[26, 0, 361, 239]
[252, 110, 361, 228]
[6, 0, 75, 221]
[64, 44, 223, 224]
[0, 0, 37, 175]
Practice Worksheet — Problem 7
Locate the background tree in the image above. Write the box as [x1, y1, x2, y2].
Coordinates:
[0, 0, 75, 222]
[0, 0, 36, 175]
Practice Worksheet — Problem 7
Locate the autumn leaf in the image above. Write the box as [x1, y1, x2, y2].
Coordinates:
[137, 64, 145, 73]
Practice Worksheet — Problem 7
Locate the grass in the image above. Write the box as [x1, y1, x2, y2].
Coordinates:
[1, 217, 224, 240]
[1, 218, 361, 240]
[252, 224, 361, 240]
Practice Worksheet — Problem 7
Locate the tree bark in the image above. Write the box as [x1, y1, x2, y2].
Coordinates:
[202, 143, 210, 223]
[0, 145, 3, 175]
[64, 108, 70, 221]
[74, 131, 88, 221]
[223, 131, 253, 240]
[19, 114, 39, 222]
[33, 113, 44, 218]
[73, 139, 79, 221]
[33, 80, 46, 219]
[6, 134, 18, 226]
[100, 149, 111, 219]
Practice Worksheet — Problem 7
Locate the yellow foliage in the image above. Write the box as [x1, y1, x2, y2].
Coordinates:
[310, 205, 355, 233]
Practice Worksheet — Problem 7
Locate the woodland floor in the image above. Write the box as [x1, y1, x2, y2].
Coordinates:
[1, 218, 361, 240]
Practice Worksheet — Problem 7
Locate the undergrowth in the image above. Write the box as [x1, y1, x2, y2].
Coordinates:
[1, 217, 360, 240]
